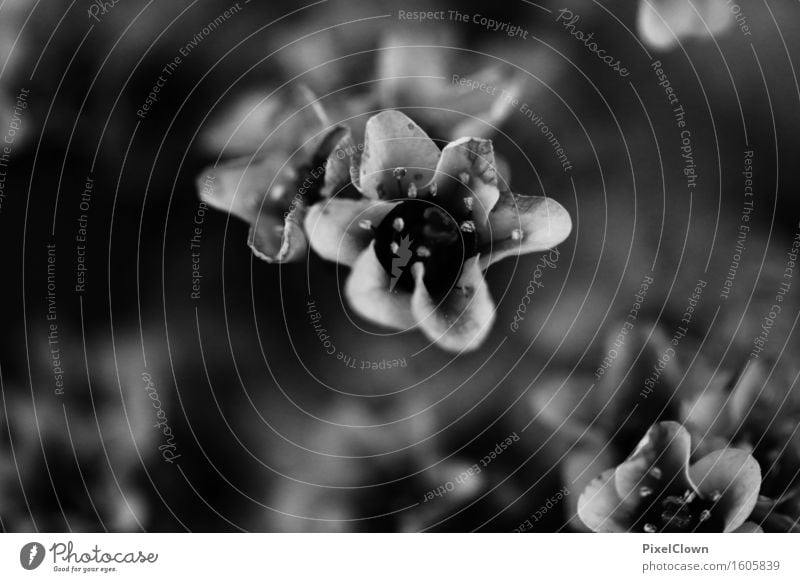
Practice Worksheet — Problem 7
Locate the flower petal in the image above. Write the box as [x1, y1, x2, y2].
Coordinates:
[577, 468, 633, 532]
[637, 0, 734, 51]
[689, 448, 761, 532]
[358, 110, 440, 199]
[615, 421, 693, 511]
[563, 440, 617, 531]
[248, 205, 308, 264]
[198, 156, 291, 224]
[320, 129, 359, 199]
[479, 193, 571, 269]
[305, 199, 397, 267]
[344, 242, 417, 330]
[733, 521, 763, 533]
[430, 137, 500, 233]
[410, 256, 496, 353]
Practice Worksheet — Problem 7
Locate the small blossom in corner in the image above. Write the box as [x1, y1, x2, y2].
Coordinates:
[577, 421, 762, 532]
[304, 110, 571, 353]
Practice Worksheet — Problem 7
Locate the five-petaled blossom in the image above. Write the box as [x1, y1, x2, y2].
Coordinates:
[578, 421, 763, 533]
[304, 110, 571, 352]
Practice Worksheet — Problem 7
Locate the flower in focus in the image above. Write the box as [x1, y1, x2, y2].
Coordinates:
[578, 421, 762, 532]
[304, 110, 571, 352]
[637, 0, 735, 51]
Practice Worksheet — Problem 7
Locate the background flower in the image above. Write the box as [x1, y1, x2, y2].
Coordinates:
[578, 421, 762, 532]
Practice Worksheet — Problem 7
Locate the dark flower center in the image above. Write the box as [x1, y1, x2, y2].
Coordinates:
[373, 199, 478, 296]
[636, 487, 724, 533]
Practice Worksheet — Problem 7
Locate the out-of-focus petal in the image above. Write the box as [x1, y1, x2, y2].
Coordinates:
[689, 448, 761, 532]
[305, 199, 397, 267]
[198, 156, 292, 223]
[376, 32, 529, 140]
[410, 257, 496, 353]
[615, 421, 693, 511]
[248, 205, 308, 264]
[344, 242, 417, 330]
[637, 0, 734, 51]
[479, 193, 571, 269]
[577, 468, 633, 532]
[358, 110, 440, 199]
[430, 137, 500, 234]
[563, 439, 616, 531]
[448, 70, 528, 139]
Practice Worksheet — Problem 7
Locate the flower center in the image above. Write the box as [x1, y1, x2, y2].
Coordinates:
[638, 488, 723, 533]
[373, 199, 478, 296]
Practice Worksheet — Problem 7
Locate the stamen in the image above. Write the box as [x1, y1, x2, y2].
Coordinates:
[390, 242, 399, 254]
[429, 183, 438, 196]
[511, 229, 523, 241]
[460, 220, 476, 233]
[650, 467, 662, 479]
[393, 217, 405, 232]
[684, 490, 697, 503]
[358, 219, 373, 230]
[416, 246, 431, 258]
[639, 486, 654, 498]
[698, 509, 712, 522]
[393, 167, 407, 180]
[710, 491, 722, 502]
[407, 182, 418, 199]
[643, 523, 658, 533]
[463, 197, 473, 211]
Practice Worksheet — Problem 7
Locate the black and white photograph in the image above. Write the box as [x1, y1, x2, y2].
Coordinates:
[0, 0, 799, 578]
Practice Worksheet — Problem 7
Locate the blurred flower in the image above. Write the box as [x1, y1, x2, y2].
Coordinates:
[637, 0, 735, 51]
[304, 110, 571, 352]
[577, 421, 762, 532]
[375, 31, 528, 141]
[682, 359, 800, 531]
